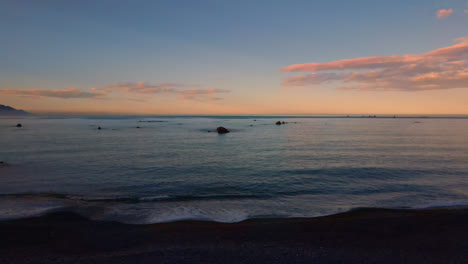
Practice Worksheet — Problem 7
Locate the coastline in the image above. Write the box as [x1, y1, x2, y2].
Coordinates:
[2, 206, 468, 263]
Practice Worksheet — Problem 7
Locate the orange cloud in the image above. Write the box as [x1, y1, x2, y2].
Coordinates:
[436, 8, 454, 19]
[281, 37, 468, 91]
[0, 88, 106, 98]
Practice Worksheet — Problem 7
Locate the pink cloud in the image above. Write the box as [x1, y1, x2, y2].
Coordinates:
[177, 88, 230, 100]
[281, 37, 468, 91]
[437, 8, 454, 19]
[0, 88, 106, 98]
[100, 82, 198, 94]
[1, 82, 230, 101]
[95, 82, 230, 100]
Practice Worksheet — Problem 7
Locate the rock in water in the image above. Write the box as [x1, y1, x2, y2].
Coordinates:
[276, 121, 282, 125]
[216, 127, 230, 134]
[98, 126, 102, 130]
[16, 123, 22, 127]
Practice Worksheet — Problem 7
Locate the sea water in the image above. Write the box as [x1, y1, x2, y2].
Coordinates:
[1, 115, 468, 223]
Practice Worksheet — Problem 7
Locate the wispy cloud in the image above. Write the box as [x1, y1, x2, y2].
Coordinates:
[436, 8, 454, 19]
[0, 82, 230, 101]
[177, 88, 230, 100]
[99, 82, 198, 94]
[96, 82, 229, 100]
[0, 88, 106, 98]
[281, 37, 468, 91]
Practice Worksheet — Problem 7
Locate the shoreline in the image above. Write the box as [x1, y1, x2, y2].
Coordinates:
[2, 206, 468, 263]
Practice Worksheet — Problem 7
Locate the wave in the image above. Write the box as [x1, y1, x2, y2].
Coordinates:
[2, 191, 468, 224]
[2, 201, 468, 225]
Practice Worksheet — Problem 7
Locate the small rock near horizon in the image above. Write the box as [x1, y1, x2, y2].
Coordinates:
[216, 127, 230, 134]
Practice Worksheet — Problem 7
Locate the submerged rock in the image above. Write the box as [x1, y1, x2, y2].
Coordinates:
[97, 126, 102, 130]
[216, 126, 230, 134]
[16, 123, 22, 127]
[276, 121, 282, 125]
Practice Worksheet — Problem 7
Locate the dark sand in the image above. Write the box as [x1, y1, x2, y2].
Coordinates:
[2, 207, 468, 263]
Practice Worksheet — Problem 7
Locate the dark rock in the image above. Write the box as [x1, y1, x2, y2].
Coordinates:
[282, 121, 286, 124]
[136, 126, 141, 128]
[276, 121, 282, 125]
[216, 127, 230, 134]
[249, 125, 253, 127]
[16, 123, 22, 127]
[98, 126, 102, 130]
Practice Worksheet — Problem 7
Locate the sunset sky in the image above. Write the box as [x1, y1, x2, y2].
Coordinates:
[1, 0, 467, 115]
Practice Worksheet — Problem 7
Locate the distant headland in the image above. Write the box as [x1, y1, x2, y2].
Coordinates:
[0, 104, 31, 116]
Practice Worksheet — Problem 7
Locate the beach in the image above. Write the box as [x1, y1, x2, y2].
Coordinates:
[2, 207, 468, 263]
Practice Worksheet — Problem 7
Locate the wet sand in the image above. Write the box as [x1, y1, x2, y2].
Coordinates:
[2, 207, 468, 263]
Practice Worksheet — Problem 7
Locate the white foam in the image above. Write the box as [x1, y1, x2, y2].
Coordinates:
[139, 195, 171, 201]
[414, 200, 468, 209]
[0, 199, 65, 220]
[90, 204, 250, 224]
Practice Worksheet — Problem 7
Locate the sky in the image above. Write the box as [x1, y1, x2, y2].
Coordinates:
[1, 0, 467, 115]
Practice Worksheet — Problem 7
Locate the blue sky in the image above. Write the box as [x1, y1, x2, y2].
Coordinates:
[1, 0, 467, 114]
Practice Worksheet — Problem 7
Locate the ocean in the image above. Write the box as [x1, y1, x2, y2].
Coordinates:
[1, 115, 468, 223]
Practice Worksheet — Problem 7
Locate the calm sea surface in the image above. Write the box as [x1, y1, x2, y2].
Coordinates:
[1, 115, 468, 223]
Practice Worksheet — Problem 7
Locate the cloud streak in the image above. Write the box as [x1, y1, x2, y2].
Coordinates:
[177, 88, 230, 100]
[0, 82, 230, 101]
[99, 82, 198, 94]
[281, 37, 468, 91]
[436, 8, 454, 19]
[96, 82, 229, 100]
[0, 88, 106, 98]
